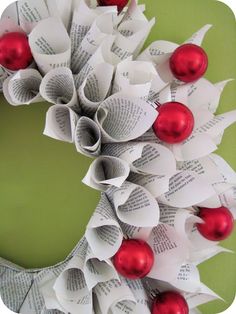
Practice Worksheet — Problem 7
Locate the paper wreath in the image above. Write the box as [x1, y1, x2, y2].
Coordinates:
[0, 0, 236, 314]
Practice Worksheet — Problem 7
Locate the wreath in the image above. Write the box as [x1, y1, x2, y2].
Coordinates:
[0, 0, 236, 314]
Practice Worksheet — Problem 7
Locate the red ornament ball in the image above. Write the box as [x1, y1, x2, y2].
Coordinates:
[0, 32, 33, 71]
[169, 44, 208, 83]
[97, 0, 129, 12]
[196, 207, 234, 241]
[113, 239, 154, 279]
[153, 102, 194, 144]
[152, 291, 189, 314]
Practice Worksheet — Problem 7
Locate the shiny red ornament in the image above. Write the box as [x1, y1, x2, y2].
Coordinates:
[0, 32, 33, 71]
[169, 44, 208, 83]
[152, 291, 189, 314]
[113, 239, 154, 279]
[196, 206, 234, 241]
[97, 0, 129, 12]
[153, 102, 194, 144]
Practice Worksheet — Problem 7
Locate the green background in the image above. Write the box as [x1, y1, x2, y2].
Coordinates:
[0, 101, 100, 268]
[0, 0, 235, 313]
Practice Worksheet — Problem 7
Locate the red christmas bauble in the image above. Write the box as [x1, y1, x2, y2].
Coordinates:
[152, 291, 189, 314]
[113, 239, 154, 279]
[0, 32, 33, 71]
[153, 102, 194, 144]
[97, 0, 129, 12]
[196, 207, 234, 241]
[169, 44, 208, 83]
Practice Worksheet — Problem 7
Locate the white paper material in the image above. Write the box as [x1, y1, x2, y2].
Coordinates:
[184, 285, 220, 311]
[53, 242, 93, 314]
[95, 94, 158, 143]
[0, 66, 9, 91]
[184, 24, 212, 46]
[188, 224, 221, 251]
[102, 142, 176, 176]
[83, 156, 130, 191]
[181, 154, 233, 182]
[53, 238, 119, 312]
[29, 17, 71, 74]
[3, 69, 42, 106]
[158, 205, 201, 242]
[18, 0, 50, 33]
[187, 78, 233, 113]
[113, 17, 155, 60]
[128, 173, 170, 198]
[219, 186, 236, 209]
[148, 81, 188, 104]
[70, 0, 117, 54]
[158, 171, 216, 207]
[71, 12, 115, 74]
[85, 193, 123, 260]
[137, 40, 178, 65]
[0, 258, 69, 314]
[112, 59, 166, 100]
[170, 108, 236, 161]
[38, 270, 67, 312]
[0, 264, 35, 313]
[75, 35, 117, 87]
[78, 62, 114, 116]
[70, 0, 97, 52]
[194, 110, 236, 139]
[94, 278, 136, 314]
[169, 263, 221, 308]
[172, 133, 218, 162]
[147, 224, 190, 282]
[118, 221, 153, 243]
[1, 0, 50, 34]
[43, 105, 79, 143]
[83, 251, 118, 291]
[40, 67, 79, 111]
[106, 181, 160, 228]
[0, 16, 24, 36]
[112, 0, 155, 61]
[103, 278, 151, 314]
[75, 116, 102, 157]
[0, 1, 20, 31]
[46, 0, 73, 30]
[122, 0, 147, 23]
[189, 245, 232, 266]
[134, 128, 162, 144]
[124, 279, 150, 314]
